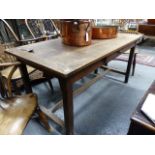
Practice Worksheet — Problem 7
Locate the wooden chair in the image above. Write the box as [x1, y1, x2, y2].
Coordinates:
[0, 61, 53, 134]
[0, 20, 19, 43]
[0, 44, 36, 95]
[0, 20, 59, 133]
[25, 19, 59, 40]
[0, 20, 54, 95]
[0, 60, 37, 135]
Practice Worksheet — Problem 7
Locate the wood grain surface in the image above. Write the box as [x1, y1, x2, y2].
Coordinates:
[6, 33, 143, 77]
[0, 94, 37, 135]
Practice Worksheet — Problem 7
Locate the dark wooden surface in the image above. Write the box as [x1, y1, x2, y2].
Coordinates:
[128, 81, 155, 135]
[138, 23, 155, 36]
[148, 19, 155, 25]
[6, 33, 143, 134]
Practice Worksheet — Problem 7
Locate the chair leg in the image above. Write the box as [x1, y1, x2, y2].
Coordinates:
[102, 61, 108, 71]
[132, 53, 137, 76]
[12, 81, 21, 95]
[94, 69, 98, 74]
[47, 79, 54, 93]
[0, 78, 6, 98]
[104, 61, 108, 66]
[37, 108, 53, 132]
[0, 77, 8, 98]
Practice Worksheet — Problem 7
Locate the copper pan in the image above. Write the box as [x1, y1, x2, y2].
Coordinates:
[92, 25, 118, 39]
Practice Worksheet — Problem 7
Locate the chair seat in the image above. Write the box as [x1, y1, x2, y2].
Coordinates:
[0, 93, 37, 135]
[1, 65, 36, 80]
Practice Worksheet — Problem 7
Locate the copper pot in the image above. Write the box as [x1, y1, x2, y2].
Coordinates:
[92, 25, 118, 39]
[60, 20, 92, 46]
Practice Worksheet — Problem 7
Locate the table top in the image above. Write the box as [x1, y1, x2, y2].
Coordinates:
[6, 33, 143, 78]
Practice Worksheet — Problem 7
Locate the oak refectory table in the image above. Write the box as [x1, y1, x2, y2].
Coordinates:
[6, 33, 143, 134]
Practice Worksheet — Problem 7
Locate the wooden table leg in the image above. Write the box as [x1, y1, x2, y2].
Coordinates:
[19, 63, 32, 93]
[59, 78, 74, 135]
[125, 46, 135, 83]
